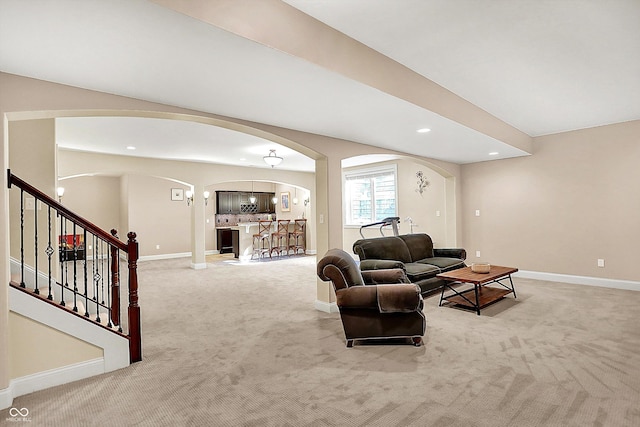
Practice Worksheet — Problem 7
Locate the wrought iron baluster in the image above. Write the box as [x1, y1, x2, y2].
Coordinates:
[72, 222, 80, 312]
[20, 189, 25, 287]
[106, 238, 113, 328]
[46, 205, 54, 300]
[100, 239, 105, 305]
[60, 215, 67, 307]
[80, 225, 88, 318]
[34, 196, 39, 294]
[94, 233, 101, 323]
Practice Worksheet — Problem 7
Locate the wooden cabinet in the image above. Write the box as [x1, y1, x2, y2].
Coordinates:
[258, 193, 274, 213]
[216, 191, 242, 213]
[216, 191, 275, 214]
[216, 228, 239, 258]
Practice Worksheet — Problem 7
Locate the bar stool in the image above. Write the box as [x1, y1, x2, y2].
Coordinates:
[252, 220, 272, 259]
[288, 219, 306, 255]
[271, 220, 290, 257]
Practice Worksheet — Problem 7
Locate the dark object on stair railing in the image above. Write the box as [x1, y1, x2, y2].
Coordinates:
[317, 248, 425, 348]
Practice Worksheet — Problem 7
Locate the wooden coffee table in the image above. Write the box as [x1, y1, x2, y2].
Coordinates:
[437, 265, 518, 315]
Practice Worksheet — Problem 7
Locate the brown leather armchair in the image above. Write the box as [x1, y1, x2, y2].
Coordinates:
[317, 249, 426, 347]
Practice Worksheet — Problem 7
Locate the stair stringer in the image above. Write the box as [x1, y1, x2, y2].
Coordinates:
[7, 286, 130, 396]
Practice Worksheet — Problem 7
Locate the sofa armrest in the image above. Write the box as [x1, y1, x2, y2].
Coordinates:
[336, 284, 422, 313]
[336, 286, 378, 309]
[360, 259, 406, 272]
[377, 284, 422, 313]
[434, 248, 467, 260]
[362, 268, 409, 285]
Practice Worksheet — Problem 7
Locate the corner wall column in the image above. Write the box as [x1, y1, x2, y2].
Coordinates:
[190, 183, 206, 270]
[314, 156, 341, 313]
[1, 115, 12, 408]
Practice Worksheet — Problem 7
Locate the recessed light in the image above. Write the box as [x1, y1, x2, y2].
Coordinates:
[489, 152, 499, 156]
[417, 128, 431, 133]
[126, 146, 136, 150]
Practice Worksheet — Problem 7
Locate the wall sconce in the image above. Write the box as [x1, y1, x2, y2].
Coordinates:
[57, 187, 65, 203]
[304, 197, 310, 206]
[186, 190, 210, 206]
[271, 196, 278, 204]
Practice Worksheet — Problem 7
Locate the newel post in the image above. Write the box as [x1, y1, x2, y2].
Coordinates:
[127, 231, 142, 363]
[110, 229, 121, 326]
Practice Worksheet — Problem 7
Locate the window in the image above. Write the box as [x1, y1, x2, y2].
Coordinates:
[344, 166, 397, 226]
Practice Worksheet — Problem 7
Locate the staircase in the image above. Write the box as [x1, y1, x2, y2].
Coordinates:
[7, 170, 142, 365]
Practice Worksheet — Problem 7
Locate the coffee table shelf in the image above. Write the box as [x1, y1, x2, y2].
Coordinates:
[437, 265, 518, 315]
[443, 286, 512, 309]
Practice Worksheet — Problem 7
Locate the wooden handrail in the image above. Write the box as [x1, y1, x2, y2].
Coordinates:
[8, 169, 142, 363]
[8, 171, 127, 251]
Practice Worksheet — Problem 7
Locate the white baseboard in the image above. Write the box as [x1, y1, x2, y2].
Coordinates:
[190, 262, 207, 270]
[314, 299, 339, 313]
[306, 249, 317, 255]
[139, 252, 191, 262]
[0, 386, 13, 411]
[514, 270, 640, 292]
[0, 358, 105, 410]
[139, 250, 217, 263]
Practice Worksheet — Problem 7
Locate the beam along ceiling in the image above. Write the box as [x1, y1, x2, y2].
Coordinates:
[1, 0, 638, 172]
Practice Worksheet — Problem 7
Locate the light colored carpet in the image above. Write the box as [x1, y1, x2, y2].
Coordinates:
[3, 255, 640, 426]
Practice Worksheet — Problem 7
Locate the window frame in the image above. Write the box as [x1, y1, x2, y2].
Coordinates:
[343, 164, 398, 227]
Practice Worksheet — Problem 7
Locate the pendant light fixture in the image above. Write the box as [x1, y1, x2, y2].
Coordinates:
[263, 149, 283, 168]
[249, 181, 257, 204]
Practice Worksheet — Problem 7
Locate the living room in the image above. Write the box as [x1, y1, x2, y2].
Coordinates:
[1, 1, 639, 425]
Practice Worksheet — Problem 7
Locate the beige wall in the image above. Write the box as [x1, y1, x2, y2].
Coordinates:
[8, 119, 58, 268]
[9, 312, 103, 378]
[342, 159, 450, 253]
[59, 175, 121, 234]
[127, 175, 191, 256]
[461, 120, 640, 282]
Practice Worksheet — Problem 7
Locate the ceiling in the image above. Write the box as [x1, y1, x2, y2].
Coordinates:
[1, 0, 638, 172]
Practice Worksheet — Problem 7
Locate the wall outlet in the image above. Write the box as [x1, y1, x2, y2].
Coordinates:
[156, 245, 160, 250]
[26, 197, 36, 210]
[436, 210, 441, 217]
[319, 214, 324, 224]
[475, 209, 480, 217]
[597, 259, 605, 268]
[476, 251, 481, 258]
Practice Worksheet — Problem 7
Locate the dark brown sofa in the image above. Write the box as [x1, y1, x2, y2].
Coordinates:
[317, 248, 426, 347]
[352, 233, 466, 295]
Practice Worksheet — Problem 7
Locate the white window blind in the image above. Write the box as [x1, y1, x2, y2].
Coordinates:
[344, 166, 397, 225]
